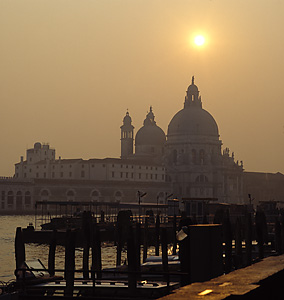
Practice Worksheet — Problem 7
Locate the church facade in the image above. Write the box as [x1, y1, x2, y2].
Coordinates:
[0, 78, 245, 213]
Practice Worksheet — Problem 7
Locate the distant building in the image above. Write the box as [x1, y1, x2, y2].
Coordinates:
[164, 77, 244, 203]
[5, 77, 279, 214]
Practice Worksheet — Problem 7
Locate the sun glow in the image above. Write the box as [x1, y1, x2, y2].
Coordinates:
[194, 35, 205, 46]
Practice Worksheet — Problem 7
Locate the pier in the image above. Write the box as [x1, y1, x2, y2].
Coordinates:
[8, 206, 284, 299]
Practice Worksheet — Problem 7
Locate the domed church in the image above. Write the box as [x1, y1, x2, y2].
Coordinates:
[121, 76, 244, 203]
[121, 107, 166, 164]
[165, 76, 243, 203]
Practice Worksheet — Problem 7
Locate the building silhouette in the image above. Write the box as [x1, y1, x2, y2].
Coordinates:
[0, 77, 282, 213]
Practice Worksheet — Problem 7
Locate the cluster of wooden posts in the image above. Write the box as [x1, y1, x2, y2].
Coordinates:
[215, 209, 284, 272]
[15, 211, 179, 298]
[14, 209, 284, 298]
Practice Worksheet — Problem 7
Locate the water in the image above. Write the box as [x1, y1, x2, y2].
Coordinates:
[0, 215, 159, 282]
[0, 215, 124, 281]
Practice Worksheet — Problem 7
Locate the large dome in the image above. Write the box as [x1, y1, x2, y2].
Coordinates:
[168, 106, 219, 137]
[167, 77, 219, 137]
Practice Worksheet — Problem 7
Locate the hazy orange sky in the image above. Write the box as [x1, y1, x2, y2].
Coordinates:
[1, 0, 284, 176]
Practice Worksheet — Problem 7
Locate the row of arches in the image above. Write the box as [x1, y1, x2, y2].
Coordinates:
[6, 191, 32, 209]
[172, 149, 207, 165]
[39, 190, 167, 203]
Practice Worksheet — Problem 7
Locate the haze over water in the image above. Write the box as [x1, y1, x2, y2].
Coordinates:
[0, 215, 128, 281]
[0, 1, 284, 176]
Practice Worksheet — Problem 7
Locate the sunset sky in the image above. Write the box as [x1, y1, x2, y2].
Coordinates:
[1, 0, 284, 175]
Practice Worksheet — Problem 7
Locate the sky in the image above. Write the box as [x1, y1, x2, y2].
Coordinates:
[1, 0, 284, 176]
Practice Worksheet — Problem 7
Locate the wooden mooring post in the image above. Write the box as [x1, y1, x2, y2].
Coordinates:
[223, 212, 232, 273]
[234, 217, 243, 269]
[143, 217, 149, 263]
[127, 225, 137, 291]
[15, 227, 26, 272]
[48, 229, 57, 276]
[245, 212, 252, 266]
[82, 211, 92, 279]
[64, 229, 76, 297]
[155, 215, 160, 256]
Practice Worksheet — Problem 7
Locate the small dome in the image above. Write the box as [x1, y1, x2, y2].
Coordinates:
[168, 106, 219, 137]
[135, 107, 166, 146]
[34, 142, 42, 149]
[136, 125, 166, 146]
[123, 111, 132, 124]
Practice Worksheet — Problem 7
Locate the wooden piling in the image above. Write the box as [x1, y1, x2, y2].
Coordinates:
[82, 211, 91, 279]
[172, 215, 177, 255]
[15, 227, 26, 272]
[127, 226, 137, 291]
[179, 226, 190, 286]
[245, 213, 252, 266]
[235, 217, 243, 269]
[143, 217, 149, 263]
[255, 210, 265, 259]
[64, 230, 76, 297]
[155, 215, 160, 256]
[161, 228, 169, 282]
[275, 220, 281, 254]
[91, 223, 102, 280]
[281, 216, 284, 255]
[48, 230, 57, 276]
[135, 223, 141, 274]
[223, 212, 232, 273]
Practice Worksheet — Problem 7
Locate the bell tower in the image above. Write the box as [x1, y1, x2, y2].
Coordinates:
[120, 111, 134, 158]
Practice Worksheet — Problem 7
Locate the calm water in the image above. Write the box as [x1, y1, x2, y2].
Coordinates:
[0, 215, 158, 282]
[0, 215, 125, 281]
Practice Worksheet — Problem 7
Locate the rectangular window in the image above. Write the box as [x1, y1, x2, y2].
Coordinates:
[139, 173, 141, 179]
[2, 191, 5, 201]
[120, 172, 123, 178]
[112, 171, 114, 177]
[155, 174, 158, 180]
[44, 172, 46, 178]
[69, 172, 72, 177]
[150, 174, 153, 179]
[126, 173, 128, 178]
[60, 172, 63, 178]
[131, 173, 134, 178]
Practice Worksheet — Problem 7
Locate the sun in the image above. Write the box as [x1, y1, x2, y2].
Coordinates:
[194, 35, 205, 46]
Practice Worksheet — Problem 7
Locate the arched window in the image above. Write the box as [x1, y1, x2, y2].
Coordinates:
[25, 191, 31, 206]
[192, 149, 197, 164]
[7, 191, 14, 208]
[16, 191, 23, 210]
[66, 190, 75, 202]
[195, 175, 209, 183]
[114, 191, 122, 201]
[173, 149, 177, 164]
[40, 189, 49, 201]
[157, 192, 164, 204]
[91, 190, 100, 202]
[199, 149, 205, 164]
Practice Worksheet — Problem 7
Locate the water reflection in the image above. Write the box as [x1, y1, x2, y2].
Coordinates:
[0, 215, 158, 281]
